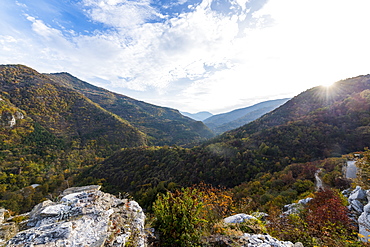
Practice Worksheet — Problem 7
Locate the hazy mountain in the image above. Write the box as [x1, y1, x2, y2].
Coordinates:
[46, 72, 214, 146]
[180, 111, 213, 121]
[203, 98, 290, 134]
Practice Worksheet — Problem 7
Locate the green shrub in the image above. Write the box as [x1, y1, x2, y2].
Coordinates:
[152, 188, 206, 247]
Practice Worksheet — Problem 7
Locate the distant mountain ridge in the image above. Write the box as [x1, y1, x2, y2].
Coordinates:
[181, 111, 213, 121]
[203, 98, 290, 134]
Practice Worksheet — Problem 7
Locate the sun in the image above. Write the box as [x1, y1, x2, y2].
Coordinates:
[321, 80, 335, 88]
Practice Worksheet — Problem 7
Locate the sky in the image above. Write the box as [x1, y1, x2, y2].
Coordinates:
[1, 0, 370, 114]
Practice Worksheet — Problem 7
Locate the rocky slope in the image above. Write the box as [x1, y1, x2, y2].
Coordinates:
[0, 185, 308, 247]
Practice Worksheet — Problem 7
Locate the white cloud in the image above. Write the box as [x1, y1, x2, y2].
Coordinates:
[72, 0, 248, 93]
[1, 0, 370, 114]
[82, 0, 159, 29]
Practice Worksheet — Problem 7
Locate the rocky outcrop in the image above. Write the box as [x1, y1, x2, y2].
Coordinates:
[357, 189, 370, 242]
[347, 186, 367, 217]
[224, 213, 256, 224]
[359, 202, 370, 242]
[206, 233, 303, 247]
[283, 198, 312, 216]
[6, 185, 146, 246]
[217, 213, 303, 247]
[0, 208, 18, 246]
[0, 111, 23, 128]
[343, 186, 370, 243]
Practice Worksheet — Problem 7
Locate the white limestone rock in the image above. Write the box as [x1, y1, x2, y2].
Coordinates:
[349, 186, 366, 201]
[238, 233, 301, 247]
[7, 185, 146, 247]
[348, 199, 364, 215]
[207, 233, 303, 247]
[283, 198, 312, 215]
[224, 213, 256, 224]
[359, 202, 370, 242]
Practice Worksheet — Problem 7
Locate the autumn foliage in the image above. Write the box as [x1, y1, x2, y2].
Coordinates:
[267, 189, 360, 247]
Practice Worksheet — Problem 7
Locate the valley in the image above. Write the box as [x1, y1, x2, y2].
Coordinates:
[0, 64, 370, 246]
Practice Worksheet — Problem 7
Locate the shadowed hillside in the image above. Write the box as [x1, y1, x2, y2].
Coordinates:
[47, 73, 214, 146]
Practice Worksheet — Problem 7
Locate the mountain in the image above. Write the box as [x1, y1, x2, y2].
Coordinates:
[180, 111, 213, 121]
[81, 74, 370, 201]
[219, 74, 370, 160]
[203, 98, 290, 134]
[47, 73, 214, 146]
[0, 65, 147, 156]
[0, 64, 213, 213]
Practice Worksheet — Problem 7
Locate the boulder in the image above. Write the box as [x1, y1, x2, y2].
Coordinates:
[224, 213, 256, 224]
[349, 186, 366, 201]
[237, 233, 301, 247]
[7, 185, 146, 246]
[206, 233, 303, 247]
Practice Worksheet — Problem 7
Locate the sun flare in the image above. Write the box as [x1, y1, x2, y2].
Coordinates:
[320, 81, 336, 88]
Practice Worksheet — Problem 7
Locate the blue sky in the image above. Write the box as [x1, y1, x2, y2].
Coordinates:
[1, 0, 370, 114]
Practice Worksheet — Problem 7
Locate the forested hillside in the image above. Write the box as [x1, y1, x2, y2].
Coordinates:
[0, 65, 147, 154]
[0, 64, 151, 212]
[81, 74, 370, 201]
[47, 72, 214, 146]
[218, 75, 370, 160]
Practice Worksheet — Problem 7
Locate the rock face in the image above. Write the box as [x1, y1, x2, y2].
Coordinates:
[0, 111, 23, 128]
[6, 185, 146, 246]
